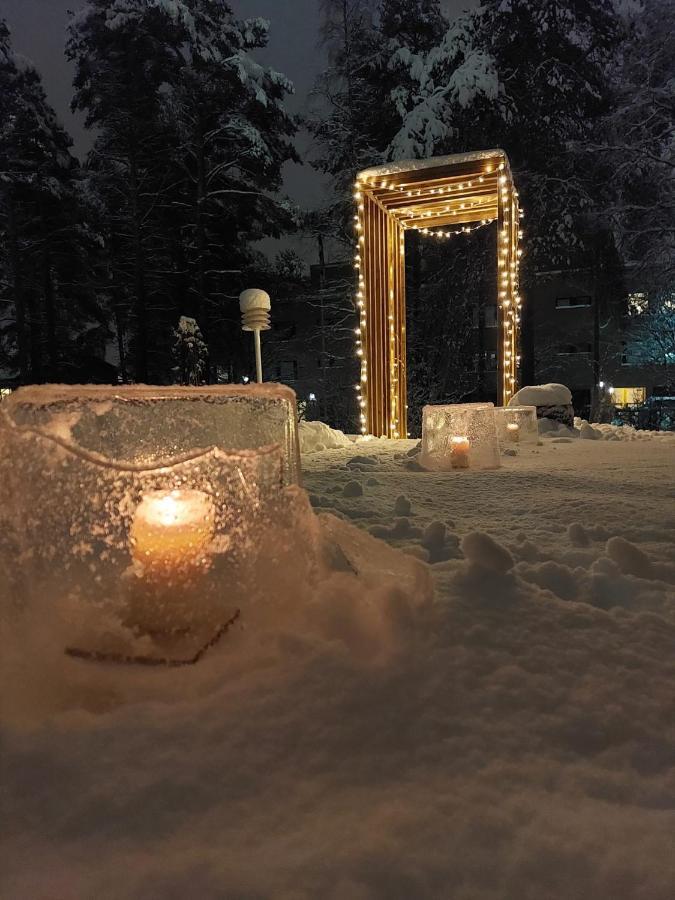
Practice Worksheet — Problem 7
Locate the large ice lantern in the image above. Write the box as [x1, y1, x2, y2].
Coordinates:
[420, 403, 500, 471]
[0, 384, 303, 660]
[495, 405, 538, 445]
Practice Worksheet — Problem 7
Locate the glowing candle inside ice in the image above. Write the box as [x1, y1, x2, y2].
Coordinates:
[506, 422, 520, 443]
[450, 435, 470, 469]
[130, 489, 215, 581]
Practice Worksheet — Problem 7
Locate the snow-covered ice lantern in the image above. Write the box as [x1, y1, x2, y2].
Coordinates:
[0, 384, 304, 659]
[420, 403, 500, 471]
[495, 405, 538, 445]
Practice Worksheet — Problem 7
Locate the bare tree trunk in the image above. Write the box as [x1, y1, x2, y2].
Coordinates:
[7, 197, 30, 382]
[195, 123, 211, 382]
[114, 306, 127, 383]
[317, 233, 328, 419]
[40, 203, 58, 381]
[129, 156, 148, 383]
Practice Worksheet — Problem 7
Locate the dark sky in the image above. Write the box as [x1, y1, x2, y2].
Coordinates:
[2, 0, 473, 261]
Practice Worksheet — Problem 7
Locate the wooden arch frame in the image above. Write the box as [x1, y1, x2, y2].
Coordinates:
[353, 149, 522, 438]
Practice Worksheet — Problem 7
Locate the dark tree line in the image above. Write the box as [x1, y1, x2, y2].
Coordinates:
[1, 1, 296, 386]
[1, 0, 672, 430]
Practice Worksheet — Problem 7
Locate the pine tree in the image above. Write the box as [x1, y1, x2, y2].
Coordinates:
[388, 0, 623, 263]
[68, 0, 298, 384]
[309, 0, 447, 243]
[582, 0, 674, 292]
[67, 0, 180, 383]
[0, 19, 108, 384]
[161, 1, 297, 377]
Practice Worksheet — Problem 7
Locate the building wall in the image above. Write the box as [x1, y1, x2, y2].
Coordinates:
[529, 268, 661, 416]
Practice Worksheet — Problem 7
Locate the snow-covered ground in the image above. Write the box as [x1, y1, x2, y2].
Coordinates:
[2, 433, 675, 899]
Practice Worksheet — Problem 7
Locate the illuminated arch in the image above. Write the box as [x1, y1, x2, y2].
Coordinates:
[353, 149, 522, 438]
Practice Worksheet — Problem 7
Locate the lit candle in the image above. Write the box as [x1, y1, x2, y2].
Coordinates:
[130, 489, 215, 583]
[506, 422, 520, 443]
[450, 435, 470, 469]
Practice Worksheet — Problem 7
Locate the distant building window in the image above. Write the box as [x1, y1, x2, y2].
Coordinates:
[275, 361, 298, 381]
[628, 292, 648, 316]
[555, 295, 592, 309]
[472, 305, 499, 328]
[557, 343, 592, 355]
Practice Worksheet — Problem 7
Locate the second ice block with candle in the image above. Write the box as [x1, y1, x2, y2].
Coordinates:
[495, 405, 538, 445]
[420, 403, 500, 471]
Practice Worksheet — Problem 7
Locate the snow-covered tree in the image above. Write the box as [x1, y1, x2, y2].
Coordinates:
[172, 315, 208, 385]
[387, 0, 623, 264]
[582, 0, 675, 292]
[308, 0, 447, 243]
[160, 1, 297, 374]
[0, 19, 108, 384]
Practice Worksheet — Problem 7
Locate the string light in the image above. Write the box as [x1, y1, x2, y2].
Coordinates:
[405, 218, 496, 239]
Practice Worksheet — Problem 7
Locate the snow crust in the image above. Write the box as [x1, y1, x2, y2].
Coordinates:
[2, 436, 675, 898]
[358, 148, 504, 180]
[510, 383, 573, 406]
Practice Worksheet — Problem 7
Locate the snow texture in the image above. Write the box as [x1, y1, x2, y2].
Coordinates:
[2, 432, 675, 898]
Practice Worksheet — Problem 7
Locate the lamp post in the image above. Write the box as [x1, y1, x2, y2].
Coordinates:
[239, 289, 271, 383]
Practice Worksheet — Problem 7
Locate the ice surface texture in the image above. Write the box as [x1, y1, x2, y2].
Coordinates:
[420, 403, 500, 471]
[5, 382, 301, 486]
[495, 405, 538, 445]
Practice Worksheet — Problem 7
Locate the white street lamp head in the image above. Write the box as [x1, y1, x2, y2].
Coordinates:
[239, 288, 271, 384]
[239, 288, 271, 332]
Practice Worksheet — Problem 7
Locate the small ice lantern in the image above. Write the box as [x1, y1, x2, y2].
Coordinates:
[420, 403, 500, 471]
[0, 384, 302, 661]
[495, 405, 538, 445]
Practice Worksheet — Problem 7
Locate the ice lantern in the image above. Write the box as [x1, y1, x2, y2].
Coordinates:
[0, 384, 302, 662]
[420, 403, 500, 471]
[495, 405, 538, 445]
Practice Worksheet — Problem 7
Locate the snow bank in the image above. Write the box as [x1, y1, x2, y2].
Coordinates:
[510, 382, 572, 406]
[298, 419, 353, 453]
[574, 419, 675, 441]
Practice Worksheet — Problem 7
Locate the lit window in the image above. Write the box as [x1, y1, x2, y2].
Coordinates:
[613, 387, 646, 406]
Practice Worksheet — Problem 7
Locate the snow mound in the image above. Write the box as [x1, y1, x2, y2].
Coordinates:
[510, 383, 572, 407]
[299, 420, 353, 453]
[574, 419, 674, 441]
